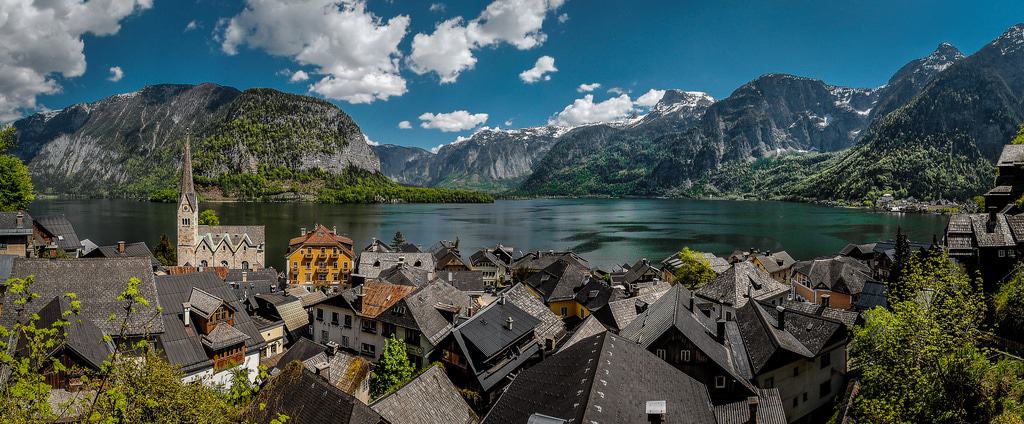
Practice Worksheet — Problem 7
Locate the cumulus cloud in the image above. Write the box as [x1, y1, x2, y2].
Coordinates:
[548, 94, 635, 126]
[429, 2, 445, 12]
[398, 120, 412, 129]
[0, 0, 152, 121]
[184, 19, 199, 32]
[519, 55, 556, 83]
[220, 0, 409, 104]
[288, 70, 309, 82]
[557, 13, 568, 23]
[363, 134, 379, 146]
[607, 86, 629, 95]
[577, 82, 600, 92]
[634, 88, 665, 107]
[107, 66, 124, 82]
[409, 0, 565, 83]
[419, 110, 489, 132]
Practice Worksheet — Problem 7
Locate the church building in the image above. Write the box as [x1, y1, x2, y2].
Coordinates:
[176, 139, 265, 269]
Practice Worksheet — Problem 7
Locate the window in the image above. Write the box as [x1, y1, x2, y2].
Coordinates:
[382, 323, 397, 337]
[305, 273, 311, 281]
[681, 349, 691, 362]
[316, 308, 324, 321]
[342, 335, 350, 347]
[714, 376, 726, 388]
[362, 320, 377, 334]
[343, 262, 349, 270]
[344, 315, 352, 328]
[560, 307, 568, 317]
[331, 312, 339, 326]
[200, 260, 208, 267]
[270, 343, 277, 355]
[361, 343, 376, 356]
[220, 260, 228, 267]
[803, 392, 808, 402]
[241, 261, 249, 270]
[1000, 249, 1007, 258]
[292, 261, 298, 269]
[793, 398, 798, 408]
[1012, 250, 1018, 258]
[656, 349, 666, 360]
[820, 352, 831, 369]
[404, 329, 421, 346]
[320, 330, 329, 344]
[819, 381, 831, 398]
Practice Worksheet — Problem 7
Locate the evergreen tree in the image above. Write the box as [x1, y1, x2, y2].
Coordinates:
[153, 233, 177, 266]
[199, 209, 220, 226]
[370, 335, 415, 399]
[887, 227, 912, 302]
[0, 127, 34, 212]
[672, 247, 716, 289]
[390, 231, 406, 249]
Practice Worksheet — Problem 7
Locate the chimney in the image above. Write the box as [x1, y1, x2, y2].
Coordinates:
[988, 206, 998, 232]
[332, 225, 337, 234]
[505, 316, 514, 331]
[326, 341, 340, 356]
[182, 302, 192, 327]
[635, 299, 648, 314]
[448, 271, 453, 282]
[746, 397, 760, 424]
[242, 271, 248, 283]
[498, 293, 506, 305]
[716, 320, 726, 343]
[301, 227, 307, 236]
[646, 400, 666, 424]
[314, 361, 330, 377]
[820, 293, 831, 308]
[642, 258, 649, 266]
[117, 240, 126, 254]
[15, 211, 23, 227]
[775, 306, 786, 330]
[688, 293, 695, 312]
[746, 284, 753, 299]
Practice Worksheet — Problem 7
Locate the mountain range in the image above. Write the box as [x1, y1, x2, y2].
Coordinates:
[9, 24, 1024, 203]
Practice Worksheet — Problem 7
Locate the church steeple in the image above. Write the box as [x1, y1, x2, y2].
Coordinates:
[180, 132, 197, 211]
[177, 132, 199, 266]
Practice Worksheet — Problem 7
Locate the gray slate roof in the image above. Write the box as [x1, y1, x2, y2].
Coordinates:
[274, 338, 329, 373]
[376, 279, 473, 346]
[84, 242, 161, 268]
[35, 296, 115, 370]
[254, 293, 309, 333]
[714, 388, 787, 424]
[197, 224, 266, 247]
[0, 211, 32, 235]
[735, 301, 845, 375]
[522, 258, 591, 302]
[358, 252, 434, 280]
[245, 362, 386, 424]
[597, 286, 670, 331]
[376, 263, 431, 287]
[998, 144, 1024, 167]
[792, 256, 873, 296]
[188, 287, 226, 319]
[751, 251, 796, 274]
[458, 301, 539, 359]
[483, 332, 718, 424]
[372, 365, 478, 424]
[503, 283, 567, 344]
[155, 272, 264, 373]
[438, 270, 486, 293]
[782, 300, 860, 327]
[696, 262, 789, 307]
[201, 321, 250, 350]
[2, 257, 164, 336]
[33, 214, 82, 251]
[557, 315, 607, 353]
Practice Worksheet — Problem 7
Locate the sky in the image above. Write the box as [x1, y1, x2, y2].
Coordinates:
[3, 0, 1024, 151]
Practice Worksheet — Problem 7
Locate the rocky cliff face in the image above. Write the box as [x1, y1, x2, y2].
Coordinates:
[12, 83, 380, 196]
[868, 43, 964, 123]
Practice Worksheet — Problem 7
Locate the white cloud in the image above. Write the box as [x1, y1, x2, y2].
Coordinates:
[408, 0, 565, 83]
[557, 13, 568, 23]
[363, 134, 379, 146]
[220, 0, 409, 104]
[607, 86, 629, 95]
[398, 120, 412, 129]
[634, 88, 665, 107]
[0, 0, 152, 121]
[419, 110, 489, 132]
[429, 3, 445, 12]
[519, 55, 556, 83]
[107, 66, 124, 82]
[504, 119, 513, 126]
[548, 94, 635, 126]
[577, 82, 600, 92]
[288, 70, 309, 82]
[184, 20, 199, 32]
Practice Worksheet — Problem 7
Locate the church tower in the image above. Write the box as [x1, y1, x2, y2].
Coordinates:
[176, 134, 199, 266]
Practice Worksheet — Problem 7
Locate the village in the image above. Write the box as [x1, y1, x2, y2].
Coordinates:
[4, 142, 1021, 423]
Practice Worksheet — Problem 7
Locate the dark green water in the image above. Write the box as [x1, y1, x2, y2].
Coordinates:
[28, 198, 948, 270]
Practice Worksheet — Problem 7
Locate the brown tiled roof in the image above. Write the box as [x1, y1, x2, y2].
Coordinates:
[359, 282, 416, 318]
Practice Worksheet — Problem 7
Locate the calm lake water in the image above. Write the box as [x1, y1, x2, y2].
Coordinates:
[29, 198, 949, 270]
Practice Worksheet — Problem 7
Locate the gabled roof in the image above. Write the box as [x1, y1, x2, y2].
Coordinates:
[201, 322, 250, 350]
[376, 263, 431, 287]
[2, 257, 164, 336]
[328, 351, 373, 397]
[594, 286, 670, 331]
[855, 281, 889, 311]
[376, 280, 474, 346]
[457, 301, 539, 360]
[288, 224, 354, 249]
[503, 283, 567, 344]
[254, 293, 309, 333]
[511, 251, 589, 271]
[620, 285, 754, 384]
[714, 388, 787, 424]
[734, 301, 845, 375]
[573, 277, 613, 312]
[275, 338, 329, 373]
[372, 365, 478, 424]
[429, 240, 468, 270]
[557, 315, 607, 353]
[197, 224, 266, 249]
[522, 258, 591, 302]
[438, 270, 486, 293]
[245, 362, 387, 424]
[154, 272, 264, 373]
[792, 256, 872, 295]
[0, 211, 33, 235]
[997, 144, 1024, 167]
[357, 283, 416, 319]
[751, 251, 796, 274]
[84, 242, 161, 267]
[483, 332, 718, 424]
[696, 262, 789, 307]
[620, 258, 660, 286]
[188, 287, 228, 319]
[32, 214, 82, 251]
[33, 296, 115, 370]
[839, 243, 877, 258]
[782, 300, 860, 328]
[358, 252, 434, 280]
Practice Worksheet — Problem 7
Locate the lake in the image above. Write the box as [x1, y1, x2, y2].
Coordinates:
[28, 198, 949, 270]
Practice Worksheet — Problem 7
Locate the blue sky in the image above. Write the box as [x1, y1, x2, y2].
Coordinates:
[12, 0, 1024, 150]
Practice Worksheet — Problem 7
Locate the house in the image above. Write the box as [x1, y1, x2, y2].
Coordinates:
[438, 270, 487, 297]
[556, 314, 608, 353]
[714, 389, 787, 424]
[469, 244, 514, 285]
[620, 257, 661, 290]
[429, 240, 470, 272]
[176, 138, 265, 269]
[782, 299, 860, 328]
[364, 238, 421, 253]
[375, 262, 432, 287]
[511, 250, 589, 275]
[83, 241, 162, 269]
[372, 364, 478, 424]
[0, 211, 33, 257]
[483, 332, 720, 424]
[252, 292, 310, 343]
[984, 144, 1024, 210]
[226, 268, 281, 311]
[243, 361, 387, 424]
[695, 262, 790, 321]
[154, 272, 264, 387]
[619, 284, 758, 403]
[521, 258, 592, 318]
[591, 285, 671, 332]
[31, 214, 82, 258]
[501, 283, 569, 350]
[286, 224, 355, 291]
[660, 251, 730, 282]
[790, 256, 873, 310]
[309, 282, 416, 360]
[270, 337, 329, 374]
[946, 211, 1022, 287]
[1, 257, 164, 345]
[750, 251, 797, 283]
[269, 338, 373, 403]
[19, 296, 115, 392]
[374, 279, 475, 368]
[568, 276, 614, 325]
[357, 251, 435, 281]
[734, 301, 848, 422]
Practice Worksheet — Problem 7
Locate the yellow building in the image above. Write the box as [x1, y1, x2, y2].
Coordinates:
[286, 225, 355, 290]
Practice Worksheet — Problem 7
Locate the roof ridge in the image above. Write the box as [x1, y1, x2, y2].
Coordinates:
[575, 332, 611, 422]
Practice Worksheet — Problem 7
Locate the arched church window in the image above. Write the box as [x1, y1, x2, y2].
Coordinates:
[200, 260, 208, 267]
